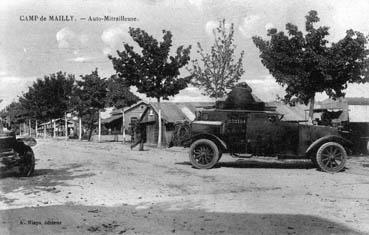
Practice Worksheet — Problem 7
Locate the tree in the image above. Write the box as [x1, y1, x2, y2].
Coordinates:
[188, 19, 245, 99]
[19, 71, 75, 122]
[105, 75, 140, 142]
[109, 28, 192, 146]
[105, 75, 140, 109]
[253, 10, 369, 120]
[71, 69, 107, 141]
[16, 71, 75, 137]
[0, 101, 27, 132]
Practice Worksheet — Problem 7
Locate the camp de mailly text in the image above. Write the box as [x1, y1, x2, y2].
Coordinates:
[20, 15, 137, 22]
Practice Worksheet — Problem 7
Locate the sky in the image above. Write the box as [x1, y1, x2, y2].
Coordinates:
[1, 0, 369, 109]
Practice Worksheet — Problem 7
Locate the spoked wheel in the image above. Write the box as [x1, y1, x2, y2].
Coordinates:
[18, 146, 35, 177]
[189, 139, 219, 169]
[315, 142, 347, 173]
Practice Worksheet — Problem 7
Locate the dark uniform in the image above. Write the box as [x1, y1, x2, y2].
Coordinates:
[130, 122, 146, 151]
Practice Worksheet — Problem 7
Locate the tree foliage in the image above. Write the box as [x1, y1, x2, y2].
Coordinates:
[105, 75, 140, 109]
[189, 19, 245, 99]
[71, 69, 107, 140]
[108, 27, 192, 102]
[0, 101, 27, 130]
[252, 10, 369, 107]
[19, 71, 75, 121]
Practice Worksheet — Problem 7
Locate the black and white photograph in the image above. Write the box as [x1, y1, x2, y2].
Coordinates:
[1, 0, 369, 234]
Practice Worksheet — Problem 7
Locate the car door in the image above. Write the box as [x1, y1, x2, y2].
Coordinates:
[224, 112, 248, 154]
[246, 113, 299, 156]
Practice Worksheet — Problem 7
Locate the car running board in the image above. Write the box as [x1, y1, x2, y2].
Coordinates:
[231, 153, 253, 158]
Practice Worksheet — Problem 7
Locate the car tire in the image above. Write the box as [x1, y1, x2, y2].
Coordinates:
[189, 139, 219, 169]
[315, 142, 347, 173]
[18, 146, 35, 177]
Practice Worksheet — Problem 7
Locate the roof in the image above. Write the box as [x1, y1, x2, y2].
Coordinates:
[174, 102, 214, 113]
[110, 101, 148, 115]
[200, 108, 280, 114]
[145, 102, 214, 123]
[252, 94, 263, 103]
[319, 97, 369, 108]
[345, 97, 369, 105]
[101, 115, 122, 124]
[39, 119, 74, 126]
[150, 102, 192, 123]
[267, 101, 307, 121]
[102, 101, 148, 124]
[318, 98, 348, 110]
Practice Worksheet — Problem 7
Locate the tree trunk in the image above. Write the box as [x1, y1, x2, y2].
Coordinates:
[157, 98, 162, 148]
[29, 119, 31, 136]
[308, 95, 315, 123]
[88, 122, 93, 141]
[122, 109, 126, 144]
[65, 113, 68, 140]
[53, 119, 56, 138]
[43, 122, 46, 139]
[98, 110, 101, 142]
[79, 117, 82, 141]
[35, 120, 38, 138]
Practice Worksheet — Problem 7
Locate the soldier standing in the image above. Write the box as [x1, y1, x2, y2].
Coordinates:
[130, 122, 146, 151]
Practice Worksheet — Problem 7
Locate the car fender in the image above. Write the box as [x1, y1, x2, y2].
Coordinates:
[16, 137, 37, 147]
[305, 135, 353, 156]
[190, 133, 227, 151]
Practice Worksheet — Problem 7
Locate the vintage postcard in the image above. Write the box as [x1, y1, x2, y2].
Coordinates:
[1, 0, 369, 234]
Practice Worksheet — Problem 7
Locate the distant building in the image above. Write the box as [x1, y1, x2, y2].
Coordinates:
[101, 101, 148, 134]
[317, 97, 369, 122]
[317, 97, 369, 154]
[139, 102, 213, 146]
[267, 101, 308, 121]
[38, 118, 76, 137]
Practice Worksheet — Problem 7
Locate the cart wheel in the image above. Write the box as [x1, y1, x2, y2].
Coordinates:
[19, 146, 35, 177]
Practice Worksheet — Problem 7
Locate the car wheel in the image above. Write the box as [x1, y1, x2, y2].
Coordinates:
[18, 146, 35, 177]
[189, 139, 219, 169]
[315, 142, 347, 173]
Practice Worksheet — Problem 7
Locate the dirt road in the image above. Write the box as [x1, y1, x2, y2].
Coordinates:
[1, 139, 369, 234]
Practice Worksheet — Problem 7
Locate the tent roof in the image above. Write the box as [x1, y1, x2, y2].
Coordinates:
[102, 101, 148, 124]
[147, 102, 214, 123]
[150, 102, 191, 123]
[110, 101, 148, 115]
[267, 101, 307, 121]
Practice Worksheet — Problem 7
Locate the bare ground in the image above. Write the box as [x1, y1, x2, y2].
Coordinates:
[1, 139, 369, 234]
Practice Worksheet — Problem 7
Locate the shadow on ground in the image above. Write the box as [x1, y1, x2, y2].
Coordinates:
[0, 204, 364, 234]
[0, 163, 95, 204]
[176, 159, 315, 169]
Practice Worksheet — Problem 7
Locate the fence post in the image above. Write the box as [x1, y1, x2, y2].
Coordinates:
[79, 117, 82, 141]
[98, 110, 101, 142]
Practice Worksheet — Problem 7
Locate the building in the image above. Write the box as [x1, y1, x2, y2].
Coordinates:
[101, 101, 148, 135]
[139, 102, 213, 146]
[267, 101, 308, 121]
[317, 97, 369, 154]
[38, 118, 77, 138]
